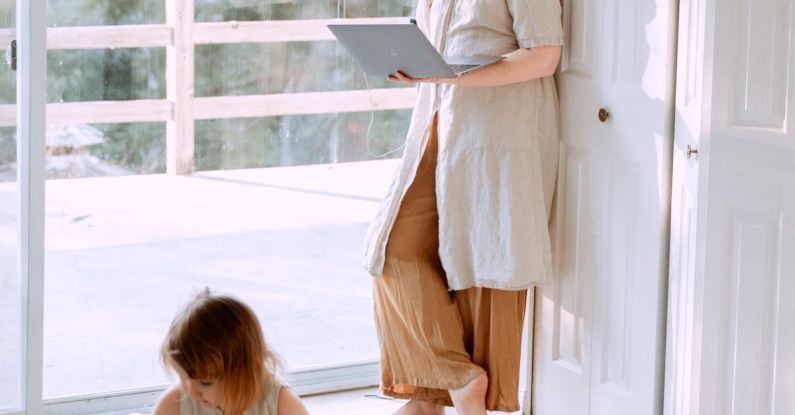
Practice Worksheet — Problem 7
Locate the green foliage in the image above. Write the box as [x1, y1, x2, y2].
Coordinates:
[0, 1, 15, 27]
[191, 0, 414, 171]
[195, 0, 413, 22]
[195, 110, 410, 171]
[0, 127, 14, 169]
[48, 0, 165, 26]
[92, 123, 166, 174]
[48, 48, 165, 102]
[1, 1, 15, 105]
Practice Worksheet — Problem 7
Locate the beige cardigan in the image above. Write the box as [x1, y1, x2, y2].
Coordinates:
[364, 0, 564, 290]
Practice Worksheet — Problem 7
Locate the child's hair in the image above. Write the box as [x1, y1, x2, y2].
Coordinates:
[161, 289, 283, 415]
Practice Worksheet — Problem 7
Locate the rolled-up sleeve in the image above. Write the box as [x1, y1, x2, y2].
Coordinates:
[508, 0, 564, 48]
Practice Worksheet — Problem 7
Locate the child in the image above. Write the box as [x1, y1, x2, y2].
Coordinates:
[152, 289, 310, 415]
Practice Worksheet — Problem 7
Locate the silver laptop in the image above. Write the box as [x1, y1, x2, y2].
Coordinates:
[327, 22, 503, 78]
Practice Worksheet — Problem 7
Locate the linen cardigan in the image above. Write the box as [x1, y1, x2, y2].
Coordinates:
[363, 0, 565, 290]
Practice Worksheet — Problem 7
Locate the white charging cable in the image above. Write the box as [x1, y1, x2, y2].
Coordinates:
[363, 73, 407, 158]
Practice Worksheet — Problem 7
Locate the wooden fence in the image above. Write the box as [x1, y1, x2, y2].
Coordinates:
[0, 5, 416, 174]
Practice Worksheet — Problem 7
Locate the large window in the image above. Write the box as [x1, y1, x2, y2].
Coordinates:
[3, 0, 416, 412]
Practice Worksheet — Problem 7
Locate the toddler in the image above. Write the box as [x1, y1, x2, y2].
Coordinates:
[152, 289, 310, 415]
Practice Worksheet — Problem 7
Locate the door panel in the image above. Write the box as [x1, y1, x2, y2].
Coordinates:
[710, 0, 795, 413]
[665, 0, 795, 414]
[534, 0, 677, 413]
[552, 147, 589, 373]
[533, 0, 602, 411]
[612, 0, 646, 85]
[599, 158, 639, 395]
[592, 2, 676, 413]
[728, 0, 789, 130]
[535, 142, 595, 415]
[718, 208, 780, 415]
[565, 0, 596, 78]
[698, 144, 795, 415]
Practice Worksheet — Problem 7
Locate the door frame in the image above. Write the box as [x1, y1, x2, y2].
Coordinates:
[16, 0, 46, 414]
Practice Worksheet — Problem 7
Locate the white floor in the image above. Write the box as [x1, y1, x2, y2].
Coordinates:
[0, 160, 399, 402]
[301, 388, 521, 415]
[1, 160, 524, 415]
[123, 387, 521, 415]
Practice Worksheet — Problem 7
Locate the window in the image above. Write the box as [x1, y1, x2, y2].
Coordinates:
[5, 0, 416, 412]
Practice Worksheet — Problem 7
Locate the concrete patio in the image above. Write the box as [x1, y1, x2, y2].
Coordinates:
[0, 159, 399, 402]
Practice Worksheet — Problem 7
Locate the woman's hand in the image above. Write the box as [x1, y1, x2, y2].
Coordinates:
[388, 71, 441, 85]
[387, 71, 466, 86]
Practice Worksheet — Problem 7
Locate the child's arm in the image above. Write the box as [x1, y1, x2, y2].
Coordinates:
[277, 388, 310, 415]
[152, 385, 182, 415]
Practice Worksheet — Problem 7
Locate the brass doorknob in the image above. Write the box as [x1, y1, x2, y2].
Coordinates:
[686, 144, 699, 159]
[598, 108, 609, 123]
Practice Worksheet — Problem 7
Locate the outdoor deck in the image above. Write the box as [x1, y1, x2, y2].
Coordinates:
[0, 159, 399, 401]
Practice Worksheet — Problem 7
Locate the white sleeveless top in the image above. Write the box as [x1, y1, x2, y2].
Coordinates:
[179, 379, 283, 415]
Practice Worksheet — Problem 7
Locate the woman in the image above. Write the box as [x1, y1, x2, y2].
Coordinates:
[363, 0, 564, 414]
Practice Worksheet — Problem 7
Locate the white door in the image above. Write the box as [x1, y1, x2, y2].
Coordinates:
[665, 0, 795, 414]
[533, 0, 678, 414]
[662, 0, 703, 413]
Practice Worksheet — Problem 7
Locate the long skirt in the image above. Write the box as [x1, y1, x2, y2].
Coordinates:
[372, 117, 528, 413]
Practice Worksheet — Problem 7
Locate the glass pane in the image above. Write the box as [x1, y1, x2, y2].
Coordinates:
[196, 41, 398, 97]
[48, 0, 165, 27]
[0, 1, 21, 412]
[49, 48, 165, 103]
[196, 0, 414, 23]
[42, 114, 406, 399]
[43, 0, 413, 402]
[42, 123, 165, 180]
[195, 110, 410, 170]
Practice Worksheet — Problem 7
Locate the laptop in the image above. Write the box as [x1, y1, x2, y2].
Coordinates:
[327, 22, 503, 78]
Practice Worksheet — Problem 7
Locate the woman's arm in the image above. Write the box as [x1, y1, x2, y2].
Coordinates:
[389, 45, 562, 87]
[277, 388, 311, 415]
[151, 385, 181, 415]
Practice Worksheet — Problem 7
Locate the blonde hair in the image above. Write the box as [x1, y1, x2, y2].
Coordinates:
[161, 289, 283, 415]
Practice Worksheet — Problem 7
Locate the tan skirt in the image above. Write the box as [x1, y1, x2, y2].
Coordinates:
[372, 117, 528, 413]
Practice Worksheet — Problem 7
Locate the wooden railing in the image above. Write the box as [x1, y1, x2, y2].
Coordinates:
[0, 7, 416, 174]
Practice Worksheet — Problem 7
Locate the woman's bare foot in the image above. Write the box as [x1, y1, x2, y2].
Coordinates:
[449, 372, 488, 415]
[392, 400, 445, 415]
